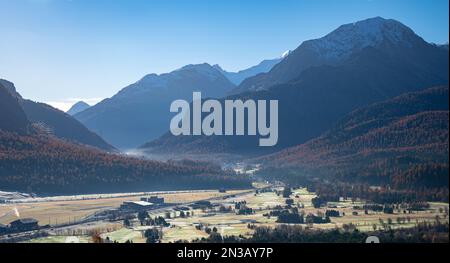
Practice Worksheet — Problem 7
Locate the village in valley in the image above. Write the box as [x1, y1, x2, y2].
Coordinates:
[1, 177, 448, 243]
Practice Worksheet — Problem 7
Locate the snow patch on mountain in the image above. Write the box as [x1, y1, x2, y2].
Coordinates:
[281, 50, 291, 58]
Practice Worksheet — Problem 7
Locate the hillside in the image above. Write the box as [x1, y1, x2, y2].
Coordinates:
[0, 79, 115, 151]
[20, 99, 115, 152]
[0, 84, 250, 195]
[0, 131, 250, 195]
[258, 87, 449, 190]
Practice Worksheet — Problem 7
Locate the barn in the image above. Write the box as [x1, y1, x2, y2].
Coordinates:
[9, 218, 39, 232]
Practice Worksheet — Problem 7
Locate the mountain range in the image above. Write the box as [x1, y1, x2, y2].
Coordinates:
[74, 57, 284, 150]
[143, 17, 449, 156]
[74, 63, 236, 149]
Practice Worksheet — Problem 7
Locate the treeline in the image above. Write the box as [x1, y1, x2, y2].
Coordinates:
[313, 181, 449, 204]
[0, 131, 252, 195]
[185, 221, 449, 243]
[392, 163, 449, 189]
[258, 167, 449, 202]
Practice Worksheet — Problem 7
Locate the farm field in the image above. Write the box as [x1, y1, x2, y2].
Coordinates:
[18, 187, 449, 243]
[94, 188, 449, 243]
[0, 189, 248, 226]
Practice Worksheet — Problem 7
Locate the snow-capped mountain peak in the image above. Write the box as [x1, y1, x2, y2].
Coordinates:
[305, 17, 416, 60]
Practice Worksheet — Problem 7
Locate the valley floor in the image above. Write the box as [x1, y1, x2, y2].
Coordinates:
[0, 189, 249, 226]
[1, 183, 446, 243]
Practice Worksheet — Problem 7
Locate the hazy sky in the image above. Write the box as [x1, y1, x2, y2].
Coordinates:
[0, 0, 448, 111]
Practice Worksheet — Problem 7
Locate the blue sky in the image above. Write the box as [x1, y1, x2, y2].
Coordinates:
[0, 0, 448, 111]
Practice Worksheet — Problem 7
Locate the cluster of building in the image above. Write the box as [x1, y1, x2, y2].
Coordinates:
[0, 218, 39, 235]
[1, 196, 167, 235]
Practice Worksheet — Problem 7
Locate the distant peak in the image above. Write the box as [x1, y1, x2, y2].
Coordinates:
[67, 101, 90, 115]
[174, 63, 224, 79]
[73, 101, 90, 107]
